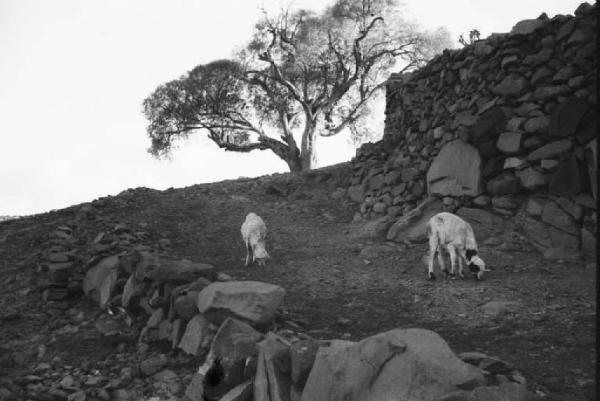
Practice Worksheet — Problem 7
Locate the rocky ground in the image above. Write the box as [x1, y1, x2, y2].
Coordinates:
[0, 167, 596, 401]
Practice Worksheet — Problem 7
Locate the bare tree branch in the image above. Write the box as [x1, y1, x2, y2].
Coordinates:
[321, 80, 387, 136]
[258, 27, 307, 106]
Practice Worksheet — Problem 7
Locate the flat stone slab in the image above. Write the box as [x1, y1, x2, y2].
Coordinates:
[427, 140, 482, 197]
[197, 281, 286, 326]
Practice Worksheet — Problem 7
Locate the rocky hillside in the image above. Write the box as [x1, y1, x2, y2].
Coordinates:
[346, 2, 596, 262]
[0, 165, 596, 401]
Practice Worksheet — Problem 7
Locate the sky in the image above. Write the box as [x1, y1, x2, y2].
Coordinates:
[0, 0, 584, 215]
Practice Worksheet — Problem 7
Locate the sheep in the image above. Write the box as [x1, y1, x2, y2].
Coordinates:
[241, 212, 270, 267]
[426, 212, 488, 281]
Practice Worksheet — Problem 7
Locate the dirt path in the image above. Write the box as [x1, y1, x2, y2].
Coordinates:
[0, 173, 596, 400]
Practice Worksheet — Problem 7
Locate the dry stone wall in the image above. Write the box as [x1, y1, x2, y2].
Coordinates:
[347, 2, 597, 260]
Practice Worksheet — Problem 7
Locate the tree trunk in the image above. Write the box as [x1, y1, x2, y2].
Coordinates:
[286, 156, 303, 173]
[300, 121, 318, 171]
[254, 122, 315, 173]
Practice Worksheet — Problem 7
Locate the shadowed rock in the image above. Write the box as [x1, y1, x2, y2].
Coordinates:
[83, 255, 120, 309]
[195, 318, 263, 399]
[197, 281, 285, 328]
[301, 328, 485, 401]
[254, 333, 292, 401]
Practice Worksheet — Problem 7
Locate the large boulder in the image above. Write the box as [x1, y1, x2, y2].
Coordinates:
[427, 140, 482, 197]
[301, 328, 485, 401]
[195, 318, 263, 399]
[82, 255, 120, 309]
[253, 333, 292, 401]
[387, 198, 443, 243]
[197, 281, 286, 327]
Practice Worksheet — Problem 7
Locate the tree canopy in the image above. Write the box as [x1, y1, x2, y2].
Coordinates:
[143, 0, 451, 172]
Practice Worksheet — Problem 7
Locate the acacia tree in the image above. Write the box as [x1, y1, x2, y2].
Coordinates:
[143, 0, 451, 172]
[459, 29, 481, 46]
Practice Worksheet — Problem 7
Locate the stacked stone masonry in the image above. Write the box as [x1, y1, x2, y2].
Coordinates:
[348, 3, 597, 260]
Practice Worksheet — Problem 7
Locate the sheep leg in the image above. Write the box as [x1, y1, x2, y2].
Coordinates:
[438, 248, 448, 277]
[427, 235, 437, 281]
[457, 254, 465, 278]
[244, 241, 253, 266]
[447, 245, 458, 278]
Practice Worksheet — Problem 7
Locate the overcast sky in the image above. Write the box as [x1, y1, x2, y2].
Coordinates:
[0, 0, 584, 215]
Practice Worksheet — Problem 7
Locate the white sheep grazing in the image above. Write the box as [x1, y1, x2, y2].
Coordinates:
[426, 212, 488, 281]
[241, 212, 270, 267]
